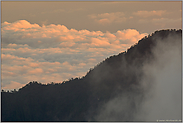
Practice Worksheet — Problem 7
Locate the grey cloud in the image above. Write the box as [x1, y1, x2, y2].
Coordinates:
[138, 35, 182, 121]
[93, 32, 181, 121]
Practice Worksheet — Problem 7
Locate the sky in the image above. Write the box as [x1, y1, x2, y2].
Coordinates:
[1, 1, 182, 91]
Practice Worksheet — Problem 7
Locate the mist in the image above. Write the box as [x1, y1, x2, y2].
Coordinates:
[93, 32, 182, 121]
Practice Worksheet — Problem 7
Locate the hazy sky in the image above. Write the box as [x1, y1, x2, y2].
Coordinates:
[2, 1, 182, 33]
[1, 1, 182, 90]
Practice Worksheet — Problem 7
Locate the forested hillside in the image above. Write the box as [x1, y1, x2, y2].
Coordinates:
[1, 29, 182, 121]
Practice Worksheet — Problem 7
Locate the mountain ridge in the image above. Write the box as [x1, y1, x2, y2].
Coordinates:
[1, 29, 182, 121]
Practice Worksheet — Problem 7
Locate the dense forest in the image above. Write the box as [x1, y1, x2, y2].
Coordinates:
[1, 29, 182, 121]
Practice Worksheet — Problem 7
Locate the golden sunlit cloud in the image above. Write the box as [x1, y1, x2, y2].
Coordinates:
[1, 20, 148, 90]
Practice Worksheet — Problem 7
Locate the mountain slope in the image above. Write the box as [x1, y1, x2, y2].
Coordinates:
[1, 29, 182, 121]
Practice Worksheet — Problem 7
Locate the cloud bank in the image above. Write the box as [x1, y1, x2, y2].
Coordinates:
[2, 20, 148, 90]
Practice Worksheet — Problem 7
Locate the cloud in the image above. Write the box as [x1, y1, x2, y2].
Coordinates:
[1, 52, 97, 90]
[138, 17, 181, 28]
[138, 35, 182, 121]
[7, 43, 17, 47]
[2, 20, 147, 50]
[29, 63, 39, 68]
[88, 12, 127, 24]
[1, 20, 148, 90]
[91, 38, 110, 47]
[116, 29, 147, 43]
[133, 10, 166, 18]
[28, 68, 44, 75]
[2, 81, 26, 90]
[152, 18, 181, 23]
[2, 20, 40, 31]
[152, 18, 182, 28]
[59, 41, 75, 47]
[105, 31, 116, 40]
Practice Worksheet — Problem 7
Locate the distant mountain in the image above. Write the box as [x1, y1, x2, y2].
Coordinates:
[1, 29, 182, 121]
